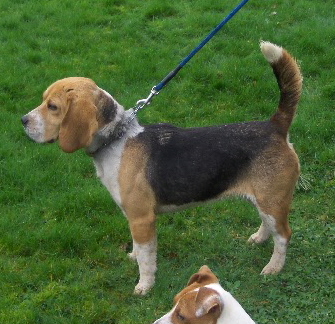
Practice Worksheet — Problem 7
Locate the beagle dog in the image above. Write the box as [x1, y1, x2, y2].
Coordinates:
[22, 41, 302, 295]
[152, 265, 255, 324]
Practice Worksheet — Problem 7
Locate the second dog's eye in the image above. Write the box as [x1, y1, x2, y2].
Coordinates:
[177, 313, 186, 321]
[48, 103, 58, 111]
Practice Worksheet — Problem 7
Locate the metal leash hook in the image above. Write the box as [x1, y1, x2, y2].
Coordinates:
[133, 87, 159, 115]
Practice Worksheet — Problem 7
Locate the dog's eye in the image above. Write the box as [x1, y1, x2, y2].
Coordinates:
[48, 103, 58, 111]
[176, 313, 186, 321]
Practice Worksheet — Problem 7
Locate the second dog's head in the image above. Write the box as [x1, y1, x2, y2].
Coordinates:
[21, 77, 123, 153]
[153, 265, 255, 324]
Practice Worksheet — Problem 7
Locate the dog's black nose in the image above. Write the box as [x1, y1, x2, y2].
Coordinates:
[21, 115, 29, 126]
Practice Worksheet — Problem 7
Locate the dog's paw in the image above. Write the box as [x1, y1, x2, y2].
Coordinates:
[260, 264, 281, 275]
[133, 282, 153, 296]
[248, 232, 266, 244]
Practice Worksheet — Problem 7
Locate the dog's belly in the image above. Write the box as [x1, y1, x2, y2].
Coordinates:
[158, 198, 220, 213]
[157, 191, 255, 214]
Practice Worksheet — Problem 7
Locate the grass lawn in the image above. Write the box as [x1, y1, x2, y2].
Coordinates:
[0, 0, 334, 323]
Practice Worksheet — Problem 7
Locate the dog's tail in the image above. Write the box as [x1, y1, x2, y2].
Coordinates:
[261, 41, 302, 135]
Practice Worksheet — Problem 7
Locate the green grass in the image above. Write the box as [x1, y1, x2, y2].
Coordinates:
[1, 0, 334, 323]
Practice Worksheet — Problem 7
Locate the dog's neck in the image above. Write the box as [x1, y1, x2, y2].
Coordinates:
[86, 109, 141, 156]
[206, 284, 256, 324]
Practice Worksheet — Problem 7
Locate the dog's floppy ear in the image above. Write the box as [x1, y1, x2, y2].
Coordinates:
[59, 91, 99, 153]
[195, 287, 223, 319]
[187, 265, 219, 286]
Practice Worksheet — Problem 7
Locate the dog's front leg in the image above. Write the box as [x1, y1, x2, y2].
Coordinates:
[133, 236, 157, 295]
[118, 148, 158, 294]
[128, 212, 157, 295]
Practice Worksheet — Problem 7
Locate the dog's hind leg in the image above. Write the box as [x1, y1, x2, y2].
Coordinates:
[260, 211, 292, 275]
[245, 139, 299, 274]
[247, 206, 272, 244]
[251, 189, 294, 274]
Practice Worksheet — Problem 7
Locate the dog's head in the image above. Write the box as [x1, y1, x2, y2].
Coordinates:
[153, 265, 223, 324]
[153, 265, 255, 324]
[21, 77, 123, 153]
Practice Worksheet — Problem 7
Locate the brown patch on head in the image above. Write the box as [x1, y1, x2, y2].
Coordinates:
[174, 265, 219, 304]
[172, 288, 222, 324]
[170, 266, 222, 324]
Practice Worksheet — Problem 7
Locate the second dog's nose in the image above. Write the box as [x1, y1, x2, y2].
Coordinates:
[21, 115, 29, 126]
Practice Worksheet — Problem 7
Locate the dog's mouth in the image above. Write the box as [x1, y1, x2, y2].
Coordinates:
[24, 135, 57, 144]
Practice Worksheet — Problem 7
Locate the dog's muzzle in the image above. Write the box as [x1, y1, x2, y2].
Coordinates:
[21, 115, 29, 128]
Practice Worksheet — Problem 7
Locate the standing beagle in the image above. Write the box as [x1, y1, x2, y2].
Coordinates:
[22, 41, 302, 295]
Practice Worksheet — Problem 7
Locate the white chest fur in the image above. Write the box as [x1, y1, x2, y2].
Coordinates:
[93, 137, 127, 208]
[92, 117, 144, 209]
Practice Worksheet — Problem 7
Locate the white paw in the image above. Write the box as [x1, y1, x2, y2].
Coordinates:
[133, 282, 153, 295]
[248, 232, 266, 244]
[261, 263, 282, 275]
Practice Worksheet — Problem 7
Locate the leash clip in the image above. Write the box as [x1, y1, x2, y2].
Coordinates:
[133, 87, 159, 116]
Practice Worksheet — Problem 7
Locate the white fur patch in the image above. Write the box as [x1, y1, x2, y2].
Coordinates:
[23, 108, 46, 143]
[152, 307, 176, 324]
[205, 283, 255, 324]
[261, 232, 288, 274]
[243, 195, 288, 273]
[260, 41, 283, 63]
[133, 238, 157, 295]
[93, 139, 125, 207]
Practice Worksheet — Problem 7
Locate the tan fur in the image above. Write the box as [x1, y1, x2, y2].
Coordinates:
[170, 266, 222, 324]
[223, 136, 299, 242]
[119, 139, 157, 244]
[269, 50, 302, 134]
[172, 288, 222, 324]
[250, 143, 299, 239]
[30, 77, 111, 152]
[175, 265, 220, 302]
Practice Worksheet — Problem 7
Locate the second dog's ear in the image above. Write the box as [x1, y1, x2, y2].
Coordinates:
[187, 265, 219, 286]
[195, 287, 223, 319]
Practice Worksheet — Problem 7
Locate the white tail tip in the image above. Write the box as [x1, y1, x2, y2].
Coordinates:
[260, 41, 283, 63]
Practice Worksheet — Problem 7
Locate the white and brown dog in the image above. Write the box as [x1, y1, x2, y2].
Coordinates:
[152, 265, 255, 324]
[22, 42, 302, 295]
